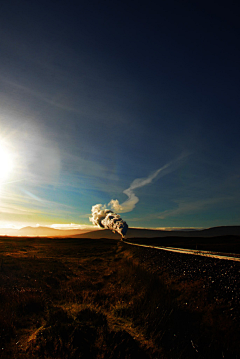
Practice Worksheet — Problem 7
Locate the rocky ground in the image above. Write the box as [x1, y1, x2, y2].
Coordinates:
[1, 236, 240, 358]
[123, 241, 240, 323]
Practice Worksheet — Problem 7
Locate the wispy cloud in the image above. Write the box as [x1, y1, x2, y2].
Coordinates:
[109, 153, 189, 213]
[157, 197, 234, 219]
[0, 70, 132, 127]
[0, 187, 77, 218]
[0, 75, 83, 116]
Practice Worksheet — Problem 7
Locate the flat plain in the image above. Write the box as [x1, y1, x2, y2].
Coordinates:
[0, 235, 240, 358]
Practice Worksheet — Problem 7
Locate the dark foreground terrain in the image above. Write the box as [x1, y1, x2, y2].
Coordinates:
[127, 234, 240, 254]
[0, 236, 240, 358]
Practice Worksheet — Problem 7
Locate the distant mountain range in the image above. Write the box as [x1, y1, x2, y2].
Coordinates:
[0, 225, 240, 238]
[0, 226, 96, 237]
[69, 226, 240, 239]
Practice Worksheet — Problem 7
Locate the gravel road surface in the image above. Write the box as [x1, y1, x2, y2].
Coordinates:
[124, 242, 240, 321]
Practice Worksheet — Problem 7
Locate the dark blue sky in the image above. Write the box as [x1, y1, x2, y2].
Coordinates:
[0, 0, 239, 229]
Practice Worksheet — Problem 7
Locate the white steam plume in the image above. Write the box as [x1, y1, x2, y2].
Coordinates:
[109, 154, 189, 213]
[89, 204, 128, 239]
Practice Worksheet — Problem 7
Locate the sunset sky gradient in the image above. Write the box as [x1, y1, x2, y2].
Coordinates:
[0, 0, 240, 230]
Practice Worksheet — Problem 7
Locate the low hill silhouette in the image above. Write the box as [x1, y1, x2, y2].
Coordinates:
[69, 226, 240, 239]
[1, 225, 240, 239]
[0, 226, 97, 237]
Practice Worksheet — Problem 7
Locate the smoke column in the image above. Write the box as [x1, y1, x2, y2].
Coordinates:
[89, 204, 128, 239]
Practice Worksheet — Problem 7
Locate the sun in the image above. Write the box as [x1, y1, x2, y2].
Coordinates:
[0, 142, 14, 183]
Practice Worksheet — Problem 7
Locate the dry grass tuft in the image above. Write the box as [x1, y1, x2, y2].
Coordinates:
[0, 236, 239, 358]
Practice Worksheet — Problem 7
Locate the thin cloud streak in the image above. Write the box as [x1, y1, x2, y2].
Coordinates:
[1, 179, 24, 185]
[0, 204, 42, 215]
[0, 71, 132, 126]
[157, 197, 235, 219]
[109, 154, 189, 213]
[0, 188, 77, 217]
[0, 75, 83, 116]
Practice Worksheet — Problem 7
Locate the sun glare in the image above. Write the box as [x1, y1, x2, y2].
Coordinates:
[0, 142, 14, 183]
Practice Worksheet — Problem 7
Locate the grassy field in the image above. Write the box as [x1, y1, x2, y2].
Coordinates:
[0, 236, 239, 358]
